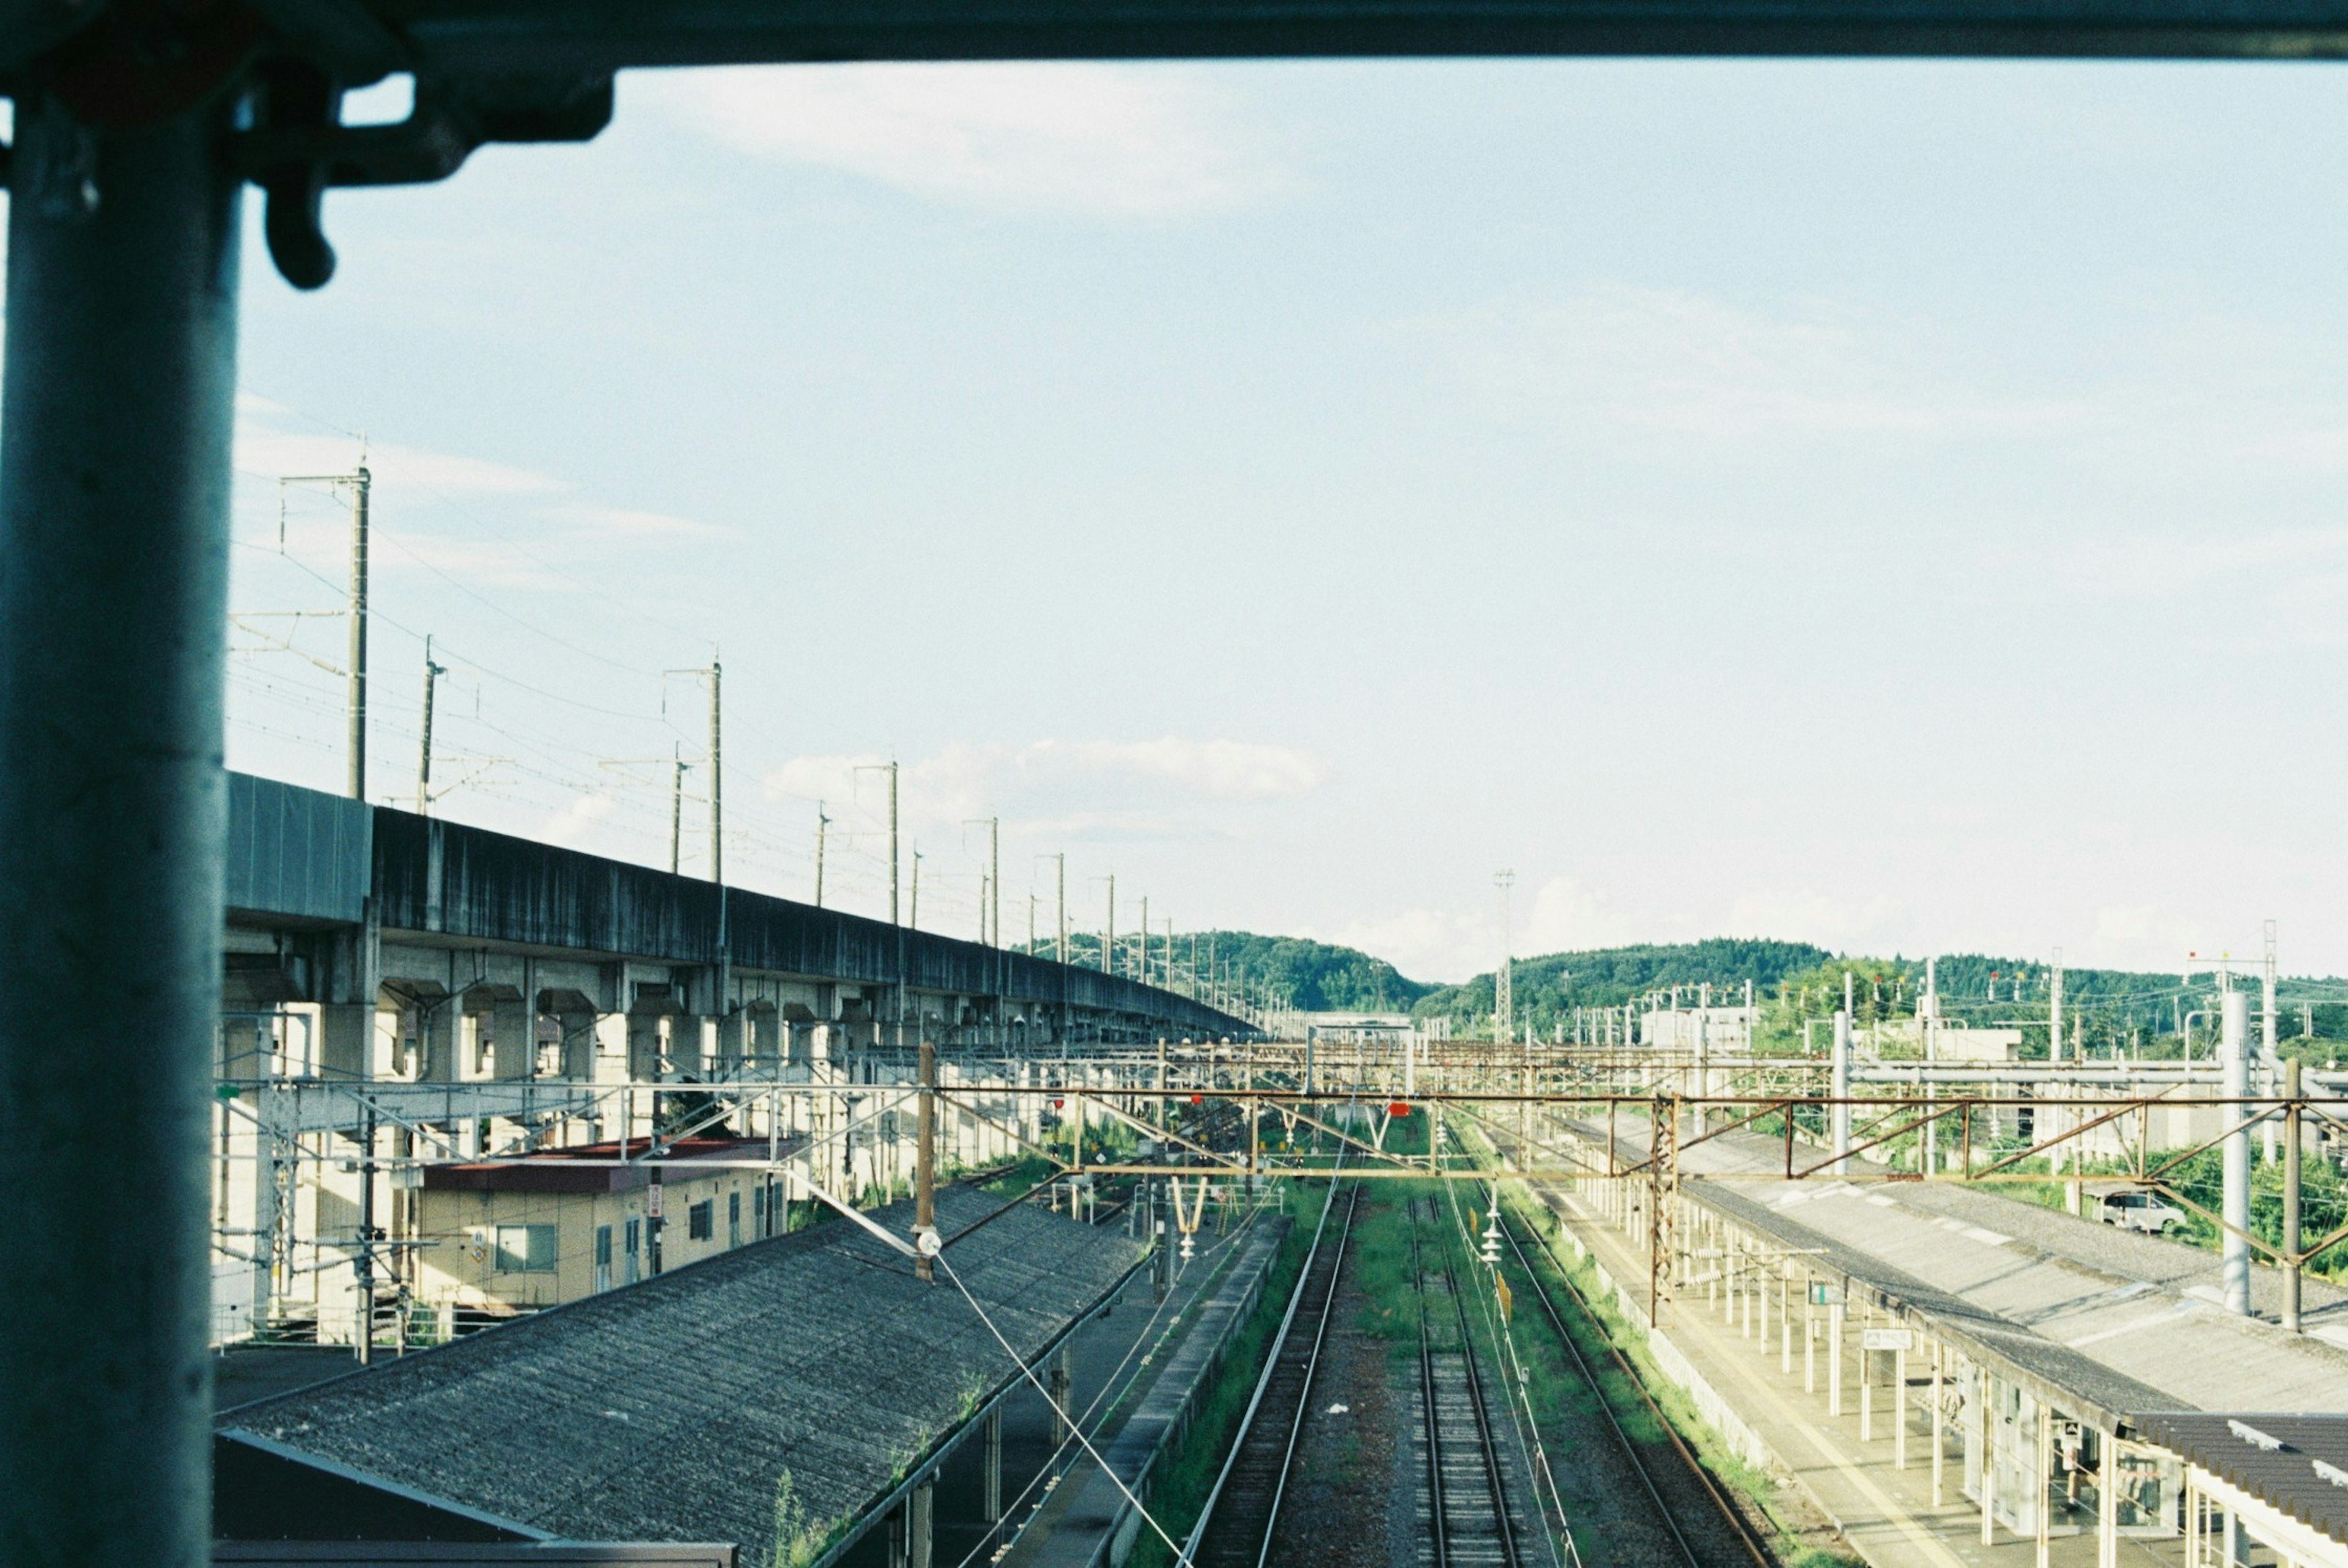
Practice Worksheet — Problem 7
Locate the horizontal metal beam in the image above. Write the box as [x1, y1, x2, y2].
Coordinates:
[373, 0, 2348, 67]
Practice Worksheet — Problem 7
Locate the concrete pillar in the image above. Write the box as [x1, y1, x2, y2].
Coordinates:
[1894, 1344, 1909, 1468]
[2097, 1437, 2120, 1568]
[559, 1012, 596, 1080]
[983, 1408, 1003, 1523]
[908, 1476, 934, 1568]
[1829, 1301, 1845, 1416]
[320, 1003, 374, 1081]
[491, 993, 531, 1080]
[627, 1012, 663, 1081]
[1932, 1345, 1946, 1507]
[2036, 1404, 2053, 1568]
[1981, 1371, 1998, 1545]
[415, 999, 455, 1083]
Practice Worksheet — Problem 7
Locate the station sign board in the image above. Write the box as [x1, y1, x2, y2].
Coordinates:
[1862, 1327, 1914, 1351]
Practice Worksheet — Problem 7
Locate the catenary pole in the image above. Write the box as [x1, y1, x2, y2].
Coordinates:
[416, 635, 445, 814]
[345, 464, 369, 798]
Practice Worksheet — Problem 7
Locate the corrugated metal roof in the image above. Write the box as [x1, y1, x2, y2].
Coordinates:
[220, 1190, 1142, 1567]
[2132, 1412, 2348, 1549]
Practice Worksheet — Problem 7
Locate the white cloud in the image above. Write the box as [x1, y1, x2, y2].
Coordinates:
[235, 426, 566, 497]
[538, 791, 618, 848]
[763, 736, 1327, 841]
[641, 63, 1282, 216]
[1317, 907, 1496, 986]
[1722, 887, 1910, 954]
[536, 502, 729, 540]
[1401, 285, 2088, 448]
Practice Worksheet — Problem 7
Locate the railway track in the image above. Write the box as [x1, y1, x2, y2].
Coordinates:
[1496, 1206, 1776, 1568]
[1411, 1199, 1524, 1568]
[1183, 1178, 1365, 1568]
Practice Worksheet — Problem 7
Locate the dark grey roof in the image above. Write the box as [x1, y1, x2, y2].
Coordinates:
[221, 1190, 1142, 1567]
[2132, 1412, 2348, 1550]
[1695, 1182, 2179, 1430]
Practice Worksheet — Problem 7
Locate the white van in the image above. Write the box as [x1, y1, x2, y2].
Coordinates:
[2096, 1189, 2185, 1235]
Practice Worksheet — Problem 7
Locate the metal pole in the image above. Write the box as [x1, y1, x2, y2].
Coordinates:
[915, 1042, 937, 1283]
[669, 746, 684, 875]
[2221, 988, 2251, 1315]
[814, 801, 828, 908]
[416, 635, 443, 814]
[1, 90, 241, 1567]
[889, 760, 900, 924]
[989, 817, 1000, 948]
[2284, 1056, 2303, 1332]
[346, 465, 371, 799]
[1832, 1009, 1853, 1174]
[356, 1103, 377, 1366]
[708, 659, 722, 885]
[1054, 854, 1067, 964]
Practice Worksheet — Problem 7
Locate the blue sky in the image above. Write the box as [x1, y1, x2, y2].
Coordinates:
[218, 57, 2348, 981]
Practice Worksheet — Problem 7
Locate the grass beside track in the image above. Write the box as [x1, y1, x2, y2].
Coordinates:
[1121, 1182, 1323, 1568]
[1497, 1185, 1857, 1568]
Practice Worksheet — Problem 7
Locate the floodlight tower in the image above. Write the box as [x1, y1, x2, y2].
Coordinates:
[1494, 870, 1516, 1047]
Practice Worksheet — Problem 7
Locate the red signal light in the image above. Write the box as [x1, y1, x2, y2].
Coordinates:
[1389, 1102, 1412, 1117]
[1189, 1094, 1203, 1105]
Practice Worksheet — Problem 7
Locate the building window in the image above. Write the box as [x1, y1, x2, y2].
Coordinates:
[493, 1224, 557, 1274]
[624, 1217, 641, 1284]
[728, 1191, 741, 1248]
[594, 1225, 613, 1293]
[688, 1199, 714, 1242]
[753, 1185, 766, 1239]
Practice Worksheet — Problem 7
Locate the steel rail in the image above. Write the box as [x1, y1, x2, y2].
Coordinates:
[1439, 1228, 1524, 1568]
[1181, 1158, 1359, 1567]
[1500, 1208, 1775, 1568]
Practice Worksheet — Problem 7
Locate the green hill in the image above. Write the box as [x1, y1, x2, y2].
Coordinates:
[1414, 938, 1834, 1033]
[1016, 929, 1434, 1013]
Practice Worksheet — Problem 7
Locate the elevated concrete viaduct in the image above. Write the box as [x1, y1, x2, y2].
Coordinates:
[223, 770, 1252, 1080]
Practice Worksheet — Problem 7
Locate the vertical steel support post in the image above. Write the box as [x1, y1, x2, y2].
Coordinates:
[2221, 990, 2251, 1315]
[2284, 1057, 2303, 1333]
[915, 1042, 937, 1282]
[0, 94, 242, 1567]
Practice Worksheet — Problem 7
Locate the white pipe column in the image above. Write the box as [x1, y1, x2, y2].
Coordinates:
[1832, 1009, 1853, 1174]
[2222, 988, 2252, 1316]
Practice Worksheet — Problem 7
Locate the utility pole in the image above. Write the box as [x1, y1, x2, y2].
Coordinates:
[415, 635, 444, 814]
[1055, 855, 1067, 963]
[708, 658, 722, 885]
[915, 1042, 937, 1283]
[2264, 920, 2281, 1166]
[281, 467, 371, 798]
[889, 760, 899, 924]
[1139, 895, 1150, 985]
[2050, 950, 2064, 1061]
[663, 660, 722, 880]
[1027, 893, 1037, 953]
[965, 817, 1000, 945]
[1494, 870, 1515, 1045]
[2285, 1057, 2305, 1332]
[668, 746, 687, 875]
[1103, 875, 1117, 976]
[813, 801, 829, 908]
[345, 466, 369, 800]
[909, 848, 922, 931]
[2222, 985, 2252, 1316]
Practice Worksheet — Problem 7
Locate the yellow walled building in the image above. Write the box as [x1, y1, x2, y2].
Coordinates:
[411, 1137, 792, 1319]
